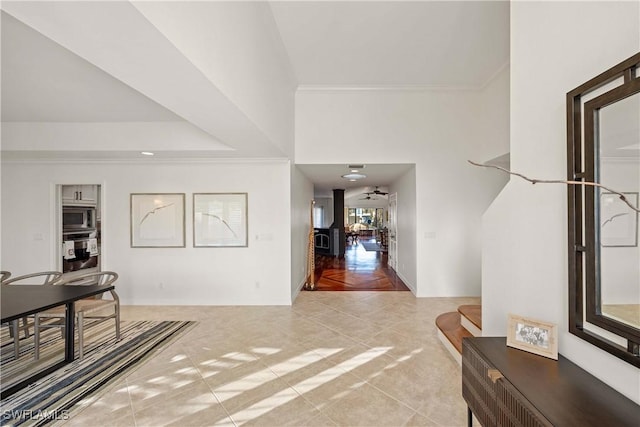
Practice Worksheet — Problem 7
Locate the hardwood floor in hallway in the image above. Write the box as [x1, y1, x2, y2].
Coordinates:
[311, 238, 410, 291]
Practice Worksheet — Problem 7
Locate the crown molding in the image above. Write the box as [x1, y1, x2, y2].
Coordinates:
[0, 152, 290, 166]
[296, 84, 481, 93]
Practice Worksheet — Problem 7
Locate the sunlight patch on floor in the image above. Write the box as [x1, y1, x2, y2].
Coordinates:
[200, 359, 237, 369]
[170, 354, 188, 362]
[221, 352, 255, 362]
[229, 347, 392, 425]
[250, 347, 281, 355]
[229, 387, 301, 425]
[213, 350, 339, 402]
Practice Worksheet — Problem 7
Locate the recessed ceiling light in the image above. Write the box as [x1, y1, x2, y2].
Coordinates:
[141, 151, 154, 156]
[349, 179, 357, 182]
[342, 173, 367, 180]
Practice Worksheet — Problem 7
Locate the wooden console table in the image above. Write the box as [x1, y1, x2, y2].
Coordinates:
[462, 337, 640, 426]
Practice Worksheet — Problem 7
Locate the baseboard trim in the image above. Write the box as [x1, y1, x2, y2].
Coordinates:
[396, 271, 416, 295]
[291, 277, 307, 302]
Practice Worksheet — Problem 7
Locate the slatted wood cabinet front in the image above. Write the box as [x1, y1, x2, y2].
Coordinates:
[461, 337, 640, 427]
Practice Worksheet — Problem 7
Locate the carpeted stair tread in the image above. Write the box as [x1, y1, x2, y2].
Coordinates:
[436, 312, 472, 354]
[458, 304, 482, 329]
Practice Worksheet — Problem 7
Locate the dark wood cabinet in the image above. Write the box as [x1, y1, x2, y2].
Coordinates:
[462, 337, 640, 426]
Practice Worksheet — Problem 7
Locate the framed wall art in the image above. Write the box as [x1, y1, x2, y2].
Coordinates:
[130, 193, 185, 248]
[507, 314, 558, 360]
[193, 193, 248, 247]
[600, 192, 638, 247]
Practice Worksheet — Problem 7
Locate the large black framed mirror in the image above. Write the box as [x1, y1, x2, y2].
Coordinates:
[567, 52, 640, 367]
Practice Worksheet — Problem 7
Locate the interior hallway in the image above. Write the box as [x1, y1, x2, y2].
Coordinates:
[312, 237, 410, 292]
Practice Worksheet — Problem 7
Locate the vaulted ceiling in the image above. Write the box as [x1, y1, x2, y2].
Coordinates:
[1, 1, 509, 187]
[270, 1, 509, 88]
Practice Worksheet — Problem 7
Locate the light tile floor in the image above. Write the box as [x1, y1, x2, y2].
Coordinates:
[61, 292, 479, 427]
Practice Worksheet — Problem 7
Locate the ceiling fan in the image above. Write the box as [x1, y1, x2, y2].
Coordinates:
[359, 195, 378, 200]
[365, 186, 389, 196]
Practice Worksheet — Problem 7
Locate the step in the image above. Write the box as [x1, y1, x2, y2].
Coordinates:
[436, 312, 472, 365]
[458, 304, 482, 337]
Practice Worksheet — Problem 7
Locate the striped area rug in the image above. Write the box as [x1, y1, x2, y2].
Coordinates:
[1, 320, 195, 426]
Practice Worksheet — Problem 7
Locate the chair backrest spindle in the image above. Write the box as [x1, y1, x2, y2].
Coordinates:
[3, 271, 63, 286]
[56, 271, 118, 287]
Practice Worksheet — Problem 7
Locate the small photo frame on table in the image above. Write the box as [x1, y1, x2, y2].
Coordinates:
[193, 193, 248, 247]
[507, 314, 558, 360]
[131, 193, 185, 248]
[600, 192, 638, 247]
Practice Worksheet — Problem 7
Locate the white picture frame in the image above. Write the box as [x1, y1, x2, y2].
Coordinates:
[507, 313, 558, 360]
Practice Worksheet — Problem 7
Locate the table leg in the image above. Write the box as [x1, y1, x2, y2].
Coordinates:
[467, 407, 473, 427]
[65, 302, 75, 362]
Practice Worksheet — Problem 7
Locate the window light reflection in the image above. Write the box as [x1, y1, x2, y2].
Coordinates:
[250, 347, 281, 355]
[229, 347, 391, 424]
[170, 354, 188, 362]
[214, 350, 338, 402]
[220, 352, 255, 362]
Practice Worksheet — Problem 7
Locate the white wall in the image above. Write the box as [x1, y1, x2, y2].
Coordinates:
[478, 64, 511, 163]
[0, 142, 3, 265]
[1, 160, 292, 306]
[483, 1, 640, 403]
[290, 164, 314, 300]
[295, 81, 509, 296]
[390, 166, 417, 292]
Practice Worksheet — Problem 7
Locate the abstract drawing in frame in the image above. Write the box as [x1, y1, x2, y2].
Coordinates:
[600, 192, 638, 247]
[131, 193, 185, 248]
[193, 193, 248, 247]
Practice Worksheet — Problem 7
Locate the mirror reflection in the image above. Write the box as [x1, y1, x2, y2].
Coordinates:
[598, 91, 640, 329]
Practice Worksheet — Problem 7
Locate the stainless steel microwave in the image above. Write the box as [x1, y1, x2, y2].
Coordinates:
[62, 207, 96, 230]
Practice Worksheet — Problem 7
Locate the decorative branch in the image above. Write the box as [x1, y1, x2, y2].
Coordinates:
[468, 160, 640, 214]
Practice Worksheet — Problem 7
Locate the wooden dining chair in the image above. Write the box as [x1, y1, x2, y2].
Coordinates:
[2, 271, 63, 359]
[34, 271, 120, 360]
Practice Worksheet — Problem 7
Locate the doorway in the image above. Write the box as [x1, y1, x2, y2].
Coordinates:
[297, 163, 415, 292]
[57, 184, 102, 277]
[312, 192, 408, 291]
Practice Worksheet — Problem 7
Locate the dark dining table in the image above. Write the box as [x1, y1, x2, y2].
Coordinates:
[1, 284, 115, 398]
